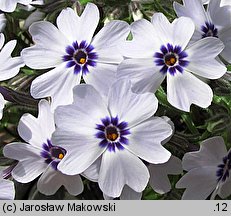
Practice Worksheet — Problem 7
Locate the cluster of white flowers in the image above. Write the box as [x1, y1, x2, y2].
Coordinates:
[1, 0, 231, 200]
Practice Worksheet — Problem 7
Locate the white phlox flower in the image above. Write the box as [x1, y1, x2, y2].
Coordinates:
[21, 3, 130, 110]
[202, 0, 231, 6]
[0, 93, 5, 120]
[0, 33, 24, 81]
[0, 33, 25, 120]
[31, 0, 43, 4]
[0, 179, 15, 200]
[52, 79, 173, 198]
[22, 0, 44, 11]
[176, 136, 231, 200]
[0, 167, 15, 200]
[0, 13, 6, 32]
[3, 99, 84, 196]
[0, 0, 32, 13]
[174, 0, 231, 63]
[118, 13, 226, 112]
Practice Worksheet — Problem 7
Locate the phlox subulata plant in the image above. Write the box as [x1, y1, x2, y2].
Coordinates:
[1, 0, 231, 200]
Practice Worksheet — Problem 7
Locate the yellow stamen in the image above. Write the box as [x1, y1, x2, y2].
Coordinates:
[170, 57, 176, 64]
[79, 58, 86, 64]
[58, 153, 64, 159]
[107, 133, 118, 141]
[166, 57, 176, 66]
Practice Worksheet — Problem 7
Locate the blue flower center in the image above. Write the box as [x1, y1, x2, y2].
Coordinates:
[154, 43, 189, 75]
[164, 53, 177, 66]
[201, 22, 218, 38]
[40, 139, 66, 170]
[63, 40, 98, 75]
[74, 50, 87, 64]
[217, 151, 231, 182]
[106, 126, 119, 141]
[95, 116, 130, 152]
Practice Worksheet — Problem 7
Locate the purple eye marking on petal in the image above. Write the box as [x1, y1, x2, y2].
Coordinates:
[40, 139, 66, 170]
[201, 22, 218, 38]
[63, 40, 98, 75]
[95, 116, 130, 152]
[154, 43, 189, 76]
[217, 151, 231, 182]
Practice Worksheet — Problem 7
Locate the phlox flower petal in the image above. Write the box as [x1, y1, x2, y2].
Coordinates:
[0, 93, 5, 120]
[176, 166, 218, 200]
[98, 149, 149, 198]
[182, 136, 227, 171]
[166, 69, 213, 111]
[37, 166, 83, 196]
[103, 185, 142, 200]
[0, 0, 32, 12]
[149, 156, 182, 194]
[0, 14, 6, 32]
[0, 179, 15, 200]
[0, 33, 24, 81]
